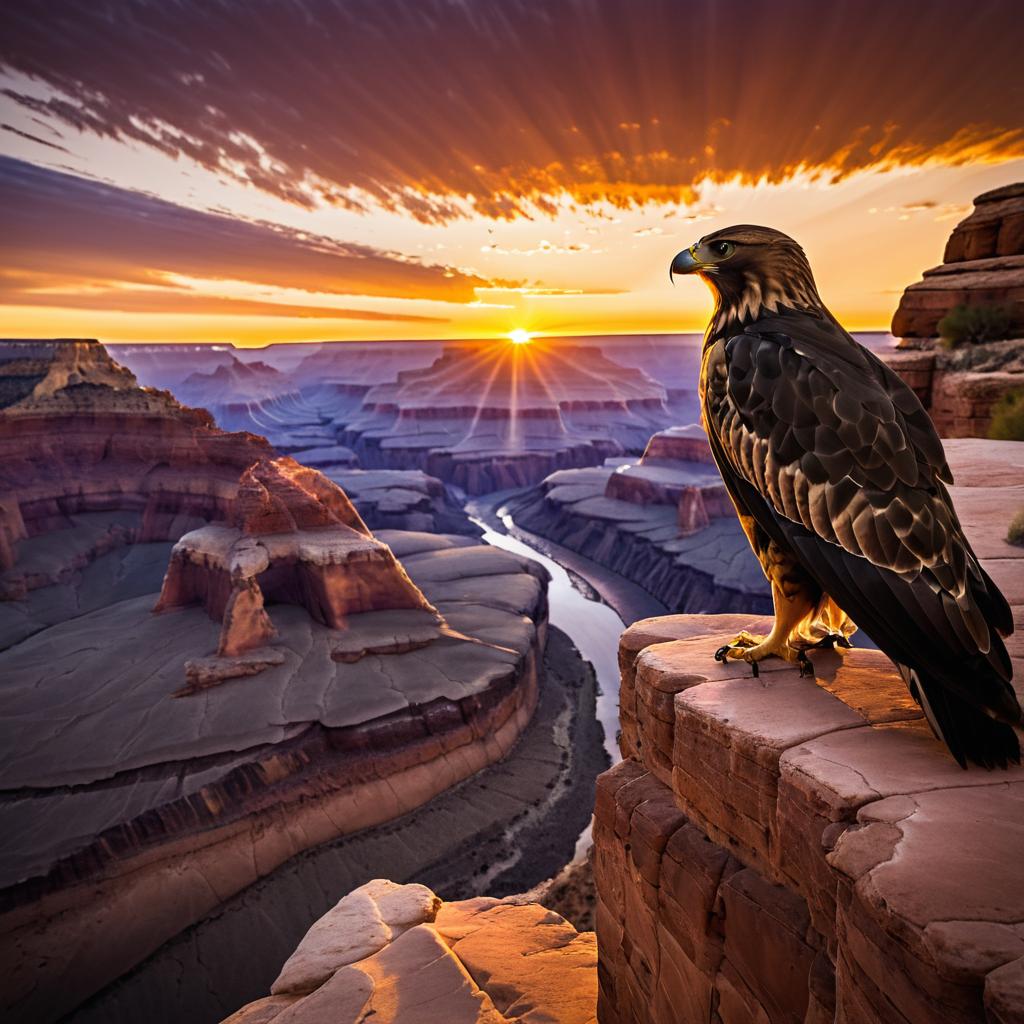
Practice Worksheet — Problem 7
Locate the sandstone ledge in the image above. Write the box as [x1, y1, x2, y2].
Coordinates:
[596, 437, 1024, 1023]
[599, 624, 1024, 1023]
[223, 879, 597, 1023]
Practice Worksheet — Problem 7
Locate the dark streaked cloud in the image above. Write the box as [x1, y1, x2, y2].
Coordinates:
[2, 0, 1022, 222]
[1, 123, 69, 153]
[0, 157, 490, 311]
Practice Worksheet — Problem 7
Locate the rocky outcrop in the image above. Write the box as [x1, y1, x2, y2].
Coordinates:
[0, 338, 274, 591]
[223, 880, 597, 1023]
[891, 183, 1024, 341]
[507, 427, 770, 615]
[0, 528, 551, 1023]
[593, 437, 1024, 1024]
[63, 626, 607, 1024]
[886, 184, 1024, 438]
[339, 341, 683, 494]
[154, 457, 438, 680]
[603, 426, 734, 534]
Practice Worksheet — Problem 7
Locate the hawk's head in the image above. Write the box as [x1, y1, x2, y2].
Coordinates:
[670, 225, 826, 333]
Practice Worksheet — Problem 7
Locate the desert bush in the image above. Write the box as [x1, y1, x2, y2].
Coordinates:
[989, 389, 1024, 441]
[938, 303, 1014, 348]
[1008, 509, 1024, 548]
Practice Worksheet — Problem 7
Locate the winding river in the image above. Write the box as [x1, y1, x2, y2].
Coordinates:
[467, 498, 666, 767]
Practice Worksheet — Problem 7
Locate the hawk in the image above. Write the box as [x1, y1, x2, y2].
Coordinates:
[670, 225, 1019, 768]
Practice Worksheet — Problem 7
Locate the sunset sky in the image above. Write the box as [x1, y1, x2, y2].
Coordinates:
[2, 0, 1023, 346]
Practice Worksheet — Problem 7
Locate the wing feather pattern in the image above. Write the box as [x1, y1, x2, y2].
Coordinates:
[702, 311, 1018, 767]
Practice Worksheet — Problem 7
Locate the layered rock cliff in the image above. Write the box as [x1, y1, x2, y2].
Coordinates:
[0, 338, 274, 594]
[892, 183, 1024, 341]
[506, 426, 771, 615]
[886, 183, 1024, 438]
[593, 437, 1024, 1024]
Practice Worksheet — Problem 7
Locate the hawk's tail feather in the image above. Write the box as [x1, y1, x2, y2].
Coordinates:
[902, 664, 1020, 770]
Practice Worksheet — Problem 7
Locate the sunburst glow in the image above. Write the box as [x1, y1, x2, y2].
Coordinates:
[508, 328, 533, 345]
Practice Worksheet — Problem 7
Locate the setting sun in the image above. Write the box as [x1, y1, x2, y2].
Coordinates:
[508, 328, 533, 345]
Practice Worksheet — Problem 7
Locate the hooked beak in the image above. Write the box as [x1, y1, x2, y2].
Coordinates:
[669, 246, 703, 284]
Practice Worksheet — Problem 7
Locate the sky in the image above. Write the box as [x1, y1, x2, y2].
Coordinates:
[1, 0, 1023, 347]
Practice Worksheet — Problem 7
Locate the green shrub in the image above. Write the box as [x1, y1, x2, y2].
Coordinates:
[1009, 509, 1024, 548]
[989, 389, 1024, 441]
[937, 303, 1014, 348]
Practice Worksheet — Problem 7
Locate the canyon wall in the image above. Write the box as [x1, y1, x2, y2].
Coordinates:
[339, 341, 682, 494]
[593, 438, 1024, 1024]
[0, 338, 275, 593]
[891, 183, 1024, 341]
[883, 344, 1023, 439]
[0, 340, 555, 1023]
[508, 426, 771, 615]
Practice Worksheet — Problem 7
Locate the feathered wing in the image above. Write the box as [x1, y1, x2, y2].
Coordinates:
[702, 310, 1019, 767]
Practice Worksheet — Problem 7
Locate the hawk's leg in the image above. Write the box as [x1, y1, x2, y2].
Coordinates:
[796, 633, 854, 652]
[714, 580, 817, 677]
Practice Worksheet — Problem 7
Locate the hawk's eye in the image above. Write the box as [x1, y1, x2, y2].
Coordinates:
[710, 241, 734, 258]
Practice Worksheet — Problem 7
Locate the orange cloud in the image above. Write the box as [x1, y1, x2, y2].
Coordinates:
[0, 157, 493, 316]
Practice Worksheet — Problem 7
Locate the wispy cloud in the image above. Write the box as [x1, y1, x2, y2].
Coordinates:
[0, 157, 493, 318]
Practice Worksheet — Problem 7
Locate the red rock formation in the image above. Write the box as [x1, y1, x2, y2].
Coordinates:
[594, 438, 1024, 1024]
[884, 185, 1024, 437]
[891, 183, 1024, 340]
[602, 426, 734, 535]
[0, 339, 274, 586]
[155, 456, 437, 673]
[882, 343, 1024, 438]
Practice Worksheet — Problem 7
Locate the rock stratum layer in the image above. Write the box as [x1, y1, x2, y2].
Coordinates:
[891, 182, 1024, 341]
[0, 340, 552, 1023]
[0, 338, 274, 595]
[594, 437, 1024, 1024]
[340, 341, 690, 494]
[507, 426, 771, 615]
[223, 879, 597, 1024]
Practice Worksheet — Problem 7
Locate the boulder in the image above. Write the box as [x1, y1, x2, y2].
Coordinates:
[226, 883, 598, 1024]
